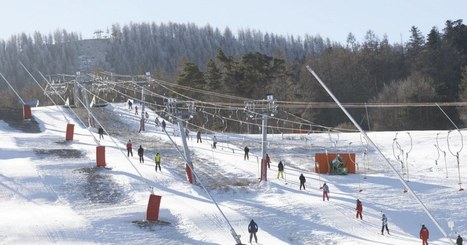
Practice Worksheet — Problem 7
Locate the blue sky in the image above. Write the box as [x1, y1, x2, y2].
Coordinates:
[1, 0, 466, 44]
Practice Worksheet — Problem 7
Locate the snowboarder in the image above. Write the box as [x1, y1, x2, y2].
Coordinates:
[161, 120, 166, 131]
[420, 224, 429, 245]
[212, 136, 217, 149]
[138, 145, 144, 163]
[244, 146, 249, 160]
[126, 140, 133, 157]
[197, 131, 202, 143]
[154, 153, 161, 172]
[381, 212, 389, 235]
[98, 126, 104, 140]
[322, 182, 330, 201]
[277, 161, 284, 179]
[457, 234, 463, 245]
[265, 154, 271, 168]
[128, 100, 133, 110]
[248, 219, 258, 244]
[135, 105, 138, 115]
[299, 173, 306, 190]
[356, 199, 363, 220]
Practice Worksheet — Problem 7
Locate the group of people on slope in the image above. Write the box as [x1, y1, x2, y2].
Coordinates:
[126, 139, 162, 171]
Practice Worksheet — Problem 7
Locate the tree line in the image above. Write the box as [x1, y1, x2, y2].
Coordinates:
[0, 20, 466, 130]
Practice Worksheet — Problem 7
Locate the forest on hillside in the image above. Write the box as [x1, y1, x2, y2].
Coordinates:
[0, 20, 467, 130]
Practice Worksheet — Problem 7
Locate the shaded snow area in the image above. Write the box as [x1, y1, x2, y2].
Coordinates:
[0, 104, 465, 244]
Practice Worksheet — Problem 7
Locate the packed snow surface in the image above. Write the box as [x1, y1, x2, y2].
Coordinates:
[0, 104, 465, 244]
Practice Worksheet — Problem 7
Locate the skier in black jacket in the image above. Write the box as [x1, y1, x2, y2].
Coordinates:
[299, 173, 306, 190]
[98, 126, 104, 140]
[138, 145, 144, 163]
[248, 219, 258, 243]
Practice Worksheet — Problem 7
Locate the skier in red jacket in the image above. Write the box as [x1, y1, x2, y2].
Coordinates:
[356, 199, 363, 220]
[126, 140, 133, 157]
[420, 224, 429, 245]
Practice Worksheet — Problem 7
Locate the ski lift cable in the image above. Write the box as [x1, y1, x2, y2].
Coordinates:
[93, 72, 358, 140]
[36, 71, 89, 129]
[74, 83, 155, 192]
[0, 72, 26, 104]
[20, 62, 69, 123]
[102, 74, 341, 133]
[160, 112, 243, 244]
[306, 65, 454, 244]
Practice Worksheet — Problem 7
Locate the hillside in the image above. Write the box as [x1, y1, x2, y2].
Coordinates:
[0, 104, 465, 244]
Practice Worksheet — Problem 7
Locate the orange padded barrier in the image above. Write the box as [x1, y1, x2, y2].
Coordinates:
[23, 104, 32, 120]
[146, 194, 162, 221]
[185, 164, 193, 183]
[315, 152, 356, 174]
[96, 146, 106, 167]
[65, 123, 75, 141]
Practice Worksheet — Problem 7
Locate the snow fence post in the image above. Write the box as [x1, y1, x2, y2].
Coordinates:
[146, 194, 161, 221]
[96, 146, 106, 167]
[23, 104, 32, 120]
[65, 123, 74, 141]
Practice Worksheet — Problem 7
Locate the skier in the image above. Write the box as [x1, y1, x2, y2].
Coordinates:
[154, 153, 161, 172]
[299, 173, 306, 190]
[248, 219, 258, 244]
[197, 131, 202, 143]
[322, 182, 330, 201]
[185, 128, 190, 140]
[126, 140, 133, 157]
[381, 212, 390, 235]
[98, 126, 104, 140]
[212, 136, 217, 149]
[356, 199, 363, 220]
[457, 234, 463, 245]
[128, 100, 133, 110]
[145, 111, 149, 122]
[155, 116, 160, 127]
[244, 146, 250, 160]
[420, 224, 429, 245]
[265, 154, 271, 168]
[161, 120, 166, 131]
[277, 161, 284, 179]
[135, 105, 138, 115]
[138, 145, 144, 163]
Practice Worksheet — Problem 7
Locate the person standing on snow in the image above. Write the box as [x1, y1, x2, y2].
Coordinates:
[212, 136, 217, 149]
[244, 146, 250, 160]
[126, 140, 133, 157]
[299, 173, 306, 190]
[138, 145, 144, 163]
[98, 126, 104, 140]
[197, 131, 202, 143]
[161, 120, 166, 131]
[457, 234, 463, 245]
[265, 154, 271, 168]
[277, 161, 284, 179]
[356, 199, 363, 220]
[420, 224, 429, 245]
[135, 105, 138, 115]
[128, 100, 133, 110]
[248, 219, 258, 244]
[185, 128, 190, 140]
[154, 153, 161, 172]
[381, 212, 390, 235]
[322, 182, 330, 201]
